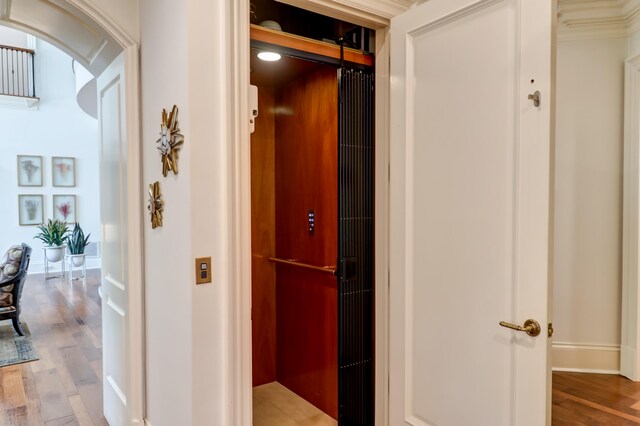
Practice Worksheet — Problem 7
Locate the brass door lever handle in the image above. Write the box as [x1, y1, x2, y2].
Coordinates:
[499, 319, 541, 337]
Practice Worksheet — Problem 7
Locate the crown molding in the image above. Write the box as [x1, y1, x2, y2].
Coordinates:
[558, 0, 640, 41]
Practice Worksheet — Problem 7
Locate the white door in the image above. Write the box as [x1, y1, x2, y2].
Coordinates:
[389, 1, 554, 425]
[97, 52, 130, 426]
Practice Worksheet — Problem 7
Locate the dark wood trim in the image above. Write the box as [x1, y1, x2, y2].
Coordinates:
[251, 86, 277, 387]
[0, 44, 35, 54]
[250, 24, 373, 67]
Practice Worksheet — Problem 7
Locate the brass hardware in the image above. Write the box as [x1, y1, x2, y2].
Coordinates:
[147, 182, 164, 229]
[528, 91, 541, 107]
[548, 322, 554, 338]
[195, 257, 212, 284]
[156, 105, 184, 177]
[268, 257, 337, 275]
[499, 319, 541, 337]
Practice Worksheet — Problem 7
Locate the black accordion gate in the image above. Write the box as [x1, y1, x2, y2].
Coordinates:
[337, 67, 375, 425]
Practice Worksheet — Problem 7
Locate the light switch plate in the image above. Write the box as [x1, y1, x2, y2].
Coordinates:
[195, 257, 212, 284]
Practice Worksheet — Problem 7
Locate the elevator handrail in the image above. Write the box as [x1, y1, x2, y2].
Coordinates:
[268, 257, 337, 276]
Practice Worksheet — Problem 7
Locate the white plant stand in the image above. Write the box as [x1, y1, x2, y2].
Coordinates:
[43, 247, 66, 280]
[66, 254, 87, 282]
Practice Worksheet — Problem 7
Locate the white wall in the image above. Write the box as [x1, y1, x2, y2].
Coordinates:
[553, 37, 627, 372]
[139, 1, 192, 424]
[0, 26, 30, 49]
[140, 0, 229, 424]
[629, 31, 640, 58]
[0, 35, 100, 273]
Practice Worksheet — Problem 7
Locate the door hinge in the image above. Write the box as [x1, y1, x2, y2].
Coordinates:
[547, 322, 554, 338]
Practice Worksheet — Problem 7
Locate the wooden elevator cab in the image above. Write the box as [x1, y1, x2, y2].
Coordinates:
[251, 55, 339, 417]
[249, 7, 375, 423]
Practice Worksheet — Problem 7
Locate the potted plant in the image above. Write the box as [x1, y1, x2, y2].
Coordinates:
[67, 223, 91, 266]
[34, 219, 69, 262]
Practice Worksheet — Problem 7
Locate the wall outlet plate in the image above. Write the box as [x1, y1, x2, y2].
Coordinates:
[195, 256, 212, 284]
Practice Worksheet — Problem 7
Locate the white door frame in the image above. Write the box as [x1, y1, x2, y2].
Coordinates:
[227, 1, 396, 424]
[622, 53, 640, 382]
[53, 2, 146, 424]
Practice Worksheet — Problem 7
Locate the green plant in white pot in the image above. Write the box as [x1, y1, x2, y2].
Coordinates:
[67, 223, 91, 266]
[34, 219, 69, 262]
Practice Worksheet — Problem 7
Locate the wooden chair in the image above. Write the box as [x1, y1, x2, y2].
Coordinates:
[0, 244, 32, 336]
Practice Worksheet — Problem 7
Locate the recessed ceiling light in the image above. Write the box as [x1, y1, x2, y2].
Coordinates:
[258, 51, 281, 62]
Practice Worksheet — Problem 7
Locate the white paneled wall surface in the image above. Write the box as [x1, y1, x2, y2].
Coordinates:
[553, 37, 627, 373]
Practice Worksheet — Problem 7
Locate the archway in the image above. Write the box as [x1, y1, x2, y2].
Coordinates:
[0, 1, 144, 424]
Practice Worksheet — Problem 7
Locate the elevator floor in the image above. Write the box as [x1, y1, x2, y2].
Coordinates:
[253, 381, 337, 426]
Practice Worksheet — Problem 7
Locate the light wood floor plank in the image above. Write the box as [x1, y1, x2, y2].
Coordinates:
[0, 270, 105, 425]
[47, 345, 79, 397]
[22, 364, 44, 426]
[69, 394, 94, 426]
[34, 369, 75, 422]
[30, 347, 56, 374]
[3, 365, 26, 410]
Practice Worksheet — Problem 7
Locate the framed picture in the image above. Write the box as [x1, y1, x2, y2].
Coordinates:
[52, 157, 76, 187]
[18, 194, 43, 226]
[17, 155, 43, 186]
[53, 194, 76, 223]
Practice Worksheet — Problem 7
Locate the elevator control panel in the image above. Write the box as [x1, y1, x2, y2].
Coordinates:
[195, 257, 212, 284]
[308, 210, 315, 235]
[249, 85, 258, 134]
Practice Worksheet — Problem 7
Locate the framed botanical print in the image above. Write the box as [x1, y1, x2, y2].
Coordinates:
[52, 157, 76, 187]
[18, 194, 43, 226]
[17, 155, 43, 187]
[53, 194, 76, 223]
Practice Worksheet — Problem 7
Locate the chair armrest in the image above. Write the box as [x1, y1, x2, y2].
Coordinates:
[0, 277, 19, 288]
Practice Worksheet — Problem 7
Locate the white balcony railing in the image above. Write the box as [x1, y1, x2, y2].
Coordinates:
[1, 44, 35, 98]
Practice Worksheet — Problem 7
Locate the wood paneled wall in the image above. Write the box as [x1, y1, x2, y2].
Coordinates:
[250, 67, 339, 418]
[275, 67, 338, 419]
[251, 86, 277, 386]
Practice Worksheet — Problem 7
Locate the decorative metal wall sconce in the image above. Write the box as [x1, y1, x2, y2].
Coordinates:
[156, 105, 184, 177]
[148, 182, 164, 229]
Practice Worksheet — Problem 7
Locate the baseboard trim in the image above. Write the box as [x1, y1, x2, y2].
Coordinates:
[552, 367, 621, 375]
[553, 342, 621, 374]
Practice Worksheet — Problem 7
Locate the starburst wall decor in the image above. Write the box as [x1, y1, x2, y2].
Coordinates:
[148, 182, 164, 229]
[156, 105, 184, 177]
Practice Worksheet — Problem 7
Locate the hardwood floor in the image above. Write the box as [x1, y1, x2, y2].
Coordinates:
[0, 270, 106, 426]
[553, 371, 640, 425]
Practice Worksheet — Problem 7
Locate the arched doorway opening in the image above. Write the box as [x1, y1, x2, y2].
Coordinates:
[0, 1, 144, 424]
